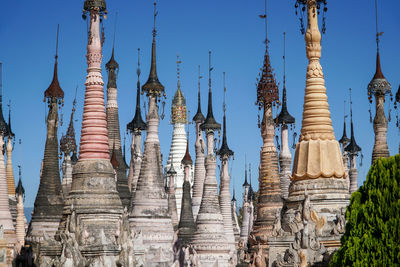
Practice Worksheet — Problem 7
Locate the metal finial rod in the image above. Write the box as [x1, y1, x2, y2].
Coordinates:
[223, 72, 226, 115]
[283, 32, 286, 88]
[18, 165, 21, 179]
[208, 50, 213, 93]
[349, 88, 353, 120]
[113, 12, 118, 50]
[153, 0, 158, 38]
[343, 100, 347, 120]
[265, 0, 267, 42]
[176, 54, 182, 89]
[55, 24, 60, 59]
[198, 65, 203, 94]
[0, 62, 3, 103]
[249, 163, 252, 185]
[137, 48, 141, 77]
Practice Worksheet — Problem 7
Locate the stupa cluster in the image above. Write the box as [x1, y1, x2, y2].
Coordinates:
[0, 0, 397, 266]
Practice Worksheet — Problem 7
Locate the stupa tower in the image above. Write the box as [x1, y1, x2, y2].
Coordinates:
[367, 0, 391, 164]
[338, 101, 350, 177]
[105, 39, 130, 208]
[54, 1, 129, 264]
[127, 49, 147, 192]
[15, 166, 26, 251]
[191, 51, 231, 266]
[27, 27, 64, 242]
[0, 62, 16, 261]
[129, 1, 174, 264]
[231, 189, 241, 247]
[191, 65, 206, 220]
[250, 0, 283, 251]
[268, 2, 350, 265]
[166, 160, 179, 230]
[165, 55, 190, 219]
[239, 164, 250, 246]
[345, 89, 362, 194]
[60, 94, 78, 198]
[216, 72, 236, 257]
[178, 139, 196, 247]
[6, 105, 17, 226]
[275, 32, 295, 200]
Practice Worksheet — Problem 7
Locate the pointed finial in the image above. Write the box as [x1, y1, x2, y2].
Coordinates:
[375, 0, 383, 52]
[16, 164, 25, 198]
[208, 51, 213, 93]
[153, 0, 158, 38]
[113, 12, 118, 51]
[7, 100, 14, 138]
[217, 72, 233, 157]
[137, 48, 141, 79]
[55, 24, 59, 60]
[193, 65, 205, 122]
[243, 155, 249, 187]
[345, 88, 362, 154]
[283, 32, 286, 88]
[223, 72, 226, 115]
[176, 54, 182, 89]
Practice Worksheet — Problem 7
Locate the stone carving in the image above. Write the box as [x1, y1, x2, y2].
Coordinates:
[272, 209, 283, 237]
[332, 207, 346, 236]
[117, 208, 135, 267]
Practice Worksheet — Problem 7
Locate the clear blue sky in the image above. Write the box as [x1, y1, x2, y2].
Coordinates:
[0, 0, 399, 208]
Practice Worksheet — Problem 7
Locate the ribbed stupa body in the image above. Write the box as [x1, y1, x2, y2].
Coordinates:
[191, 120, 205, 220]
[178, 155, 196, 247]
[106, 68, 130, 208]
[27, 99, 64, 242]
[6, 140, 17, 226]
[165, 122, 188, 219]
[128, 133, 143, 192]
[372, 94, 389, 163]
[219, 156, 236, 259]
[129, 96, 174, 265]
[278, 125, 291, 199]
[15, 193, 25, 251]
[190, 132, 230, 266]
[0, 136, 15, 234]
[348, 155, 358, 194]
[251, 105, 282, 249]
[231, 198, 240, 247]
[54, 7, 126, 265]
[61, 155, 72, 198]
[167, 172, 179, 231]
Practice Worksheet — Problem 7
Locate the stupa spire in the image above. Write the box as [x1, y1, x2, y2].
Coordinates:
[127, 49, 147, 193]
[276, 32, 295, 200]
[129, 2, 174, 264]
[178, 139, 196, 246]
[165, 54, 190, 219]
[338, 101, 350, 149]
[105, 24, 130, 208]
[5, 104, 15, 198]
[345, 88, 362, 193]
[191, 51, 230, 265]
[367, 0, 391, 164]
[251, 0, 283, 253]
[28, 26, 64, 242]
[191, 65, 206, 219]
[15, 165, 26, 251]
[217, 73, 236, 261]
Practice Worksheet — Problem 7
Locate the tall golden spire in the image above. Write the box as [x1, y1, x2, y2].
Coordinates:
[291, 0, 345, 180]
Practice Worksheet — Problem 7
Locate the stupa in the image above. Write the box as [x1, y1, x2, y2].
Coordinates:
[26, 28, 64, 243]
[127, 49, 147, 193]
[191, 66, 206, 220]
[106, 44, 130, 208]
[268, 1, 350, 265]
[190, 51, 231, 266]
[128, 2, 174, 265]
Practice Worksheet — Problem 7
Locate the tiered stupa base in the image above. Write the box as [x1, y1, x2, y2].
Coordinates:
[268, 178, 350, 267]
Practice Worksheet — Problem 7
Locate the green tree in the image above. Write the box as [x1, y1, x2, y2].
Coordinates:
[330, 155, 400, 266]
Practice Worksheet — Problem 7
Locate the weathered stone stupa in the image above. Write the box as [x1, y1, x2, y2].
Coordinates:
[127, 49, 147, 193]
[60, 96, 78, 198]
[27, 31, 64, 243]
[344, 90, 362, 194]
[250, 0, 283, 253]
[177, 139, 196, 247]
[0, 62, 16, 264]
[106, 45, 130, 208]
[191, 66, 206, 220]
[231, 189, 241, 248]
[49, 1, 133, 265]
[239, 165, 250, 246]
[268, 1, 350, 265]
[128, 2, 174, 265]
[164, 55, 191, 220]
[166, 160, 179, 231]
[15, 166, 26, 252]
[275, 32, 295, 200]
[216, 73, 236, 259]
[338, 104, 350, 180]
[5, 109, 17, 227]
[367, 7, 391, 164]
[190, 51, 231, 266]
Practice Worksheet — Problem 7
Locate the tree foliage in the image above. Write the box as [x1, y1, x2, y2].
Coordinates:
[331, 155, 400, 266]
